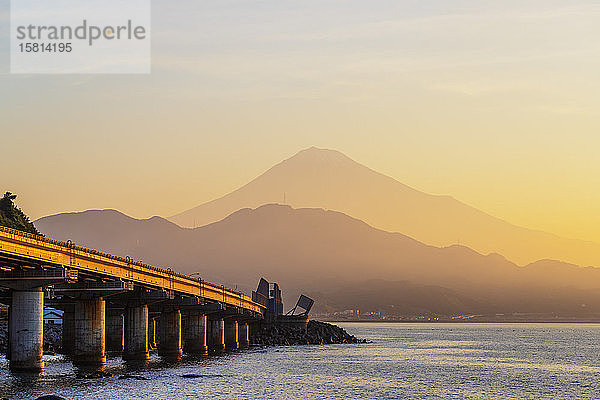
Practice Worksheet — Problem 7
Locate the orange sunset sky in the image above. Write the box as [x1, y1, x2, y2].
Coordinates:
[1, 0, 599, 246]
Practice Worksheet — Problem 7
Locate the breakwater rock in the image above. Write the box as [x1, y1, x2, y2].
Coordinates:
[251, 320, 364, 346]
[0, 322, 5, 353]
[0, 320, 362, 355]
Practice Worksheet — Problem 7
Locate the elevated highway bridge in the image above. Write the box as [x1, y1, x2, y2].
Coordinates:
[0, 225, 266, 371]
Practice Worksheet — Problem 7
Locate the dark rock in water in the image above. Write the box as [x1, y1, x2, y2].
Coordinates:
[36, 396, 67, 400]
[43, 323, 63, 353]
[118, 374, 148, 380]
[251, 320, 364, 347]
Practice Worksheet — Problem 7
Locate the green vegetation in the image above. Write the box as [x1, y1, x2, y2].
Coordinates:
[0, 192, 40, 235]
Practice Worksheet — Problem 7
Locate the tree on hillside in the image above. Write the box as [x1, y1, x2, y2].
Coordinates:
[0, 192, 40, 235]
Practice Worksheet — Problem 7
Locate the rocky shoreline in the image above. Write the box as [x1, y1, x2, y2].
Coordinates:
[251, 320, 365, 346]
[0, 320, 361, 355]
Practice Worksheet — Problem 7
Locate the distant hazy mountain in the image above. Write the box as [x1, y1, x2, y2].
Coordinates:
[169, 147, 600, 267]
[36, 205, 600, 315]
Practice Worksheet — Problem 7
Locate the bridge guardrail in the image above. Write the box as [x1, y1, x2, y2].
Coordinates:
[0, 225, 264, 313]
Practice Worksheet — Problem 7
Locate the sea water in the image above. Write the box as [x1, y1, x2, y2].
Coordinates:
[1, 323, 599, 399]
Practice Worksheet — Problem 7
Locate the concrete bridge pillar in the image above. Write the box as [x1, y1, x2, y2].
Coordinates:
[106, 310, 124, 352]
[148, 317, 157, 350]
[182, 313, 207, 355]
[61, 306, 75, 355]
[239, 322, 250, 348]
[159, 310, 182, 359]
[72, 298, 106, 367]
[9, 289, 44, 372]
[6, 304, 11, 361]
[208, 318, 225, 353]
[124, 305, 149, 360]
[225, 319, 239, 350]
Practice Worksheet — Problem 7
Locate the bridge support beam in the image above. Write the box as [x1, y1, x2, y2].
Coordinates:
[124, 305, 149, 361]
[62, 306, 75, 355]
[208, 318, 225, 353]
[72, 298, 106, 367]
[225, 319, 239, 350]
[239, 322, 250, 348]
[148, 317, 157, 350]
[106, 310, 124, 352]
[182, 313, 207, 355]
[159, 310, 182, 359]
[6, 304, 11, 361]
[9, 289, 44, 372]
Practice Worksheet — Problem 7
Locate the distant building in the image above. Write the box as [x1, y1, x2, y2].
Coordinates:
[44, 307, 63, 324]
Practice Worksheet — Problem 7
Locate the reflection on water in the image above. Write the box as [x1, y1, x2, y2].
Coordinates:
[2, 323, 600, 399]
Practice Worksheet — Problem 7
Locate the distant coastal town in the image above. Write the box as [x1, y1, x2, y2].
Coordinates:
[319, 310, 600, 323]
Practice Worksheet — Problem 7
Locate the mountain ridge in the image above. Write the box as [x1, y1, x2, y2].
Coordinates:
[167, 147, 600, 267]
[35, 204, 600, 315]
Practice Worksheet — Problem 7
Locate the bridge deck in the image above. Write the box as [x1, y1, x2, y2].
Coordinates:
[0, 226, 263, 313]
